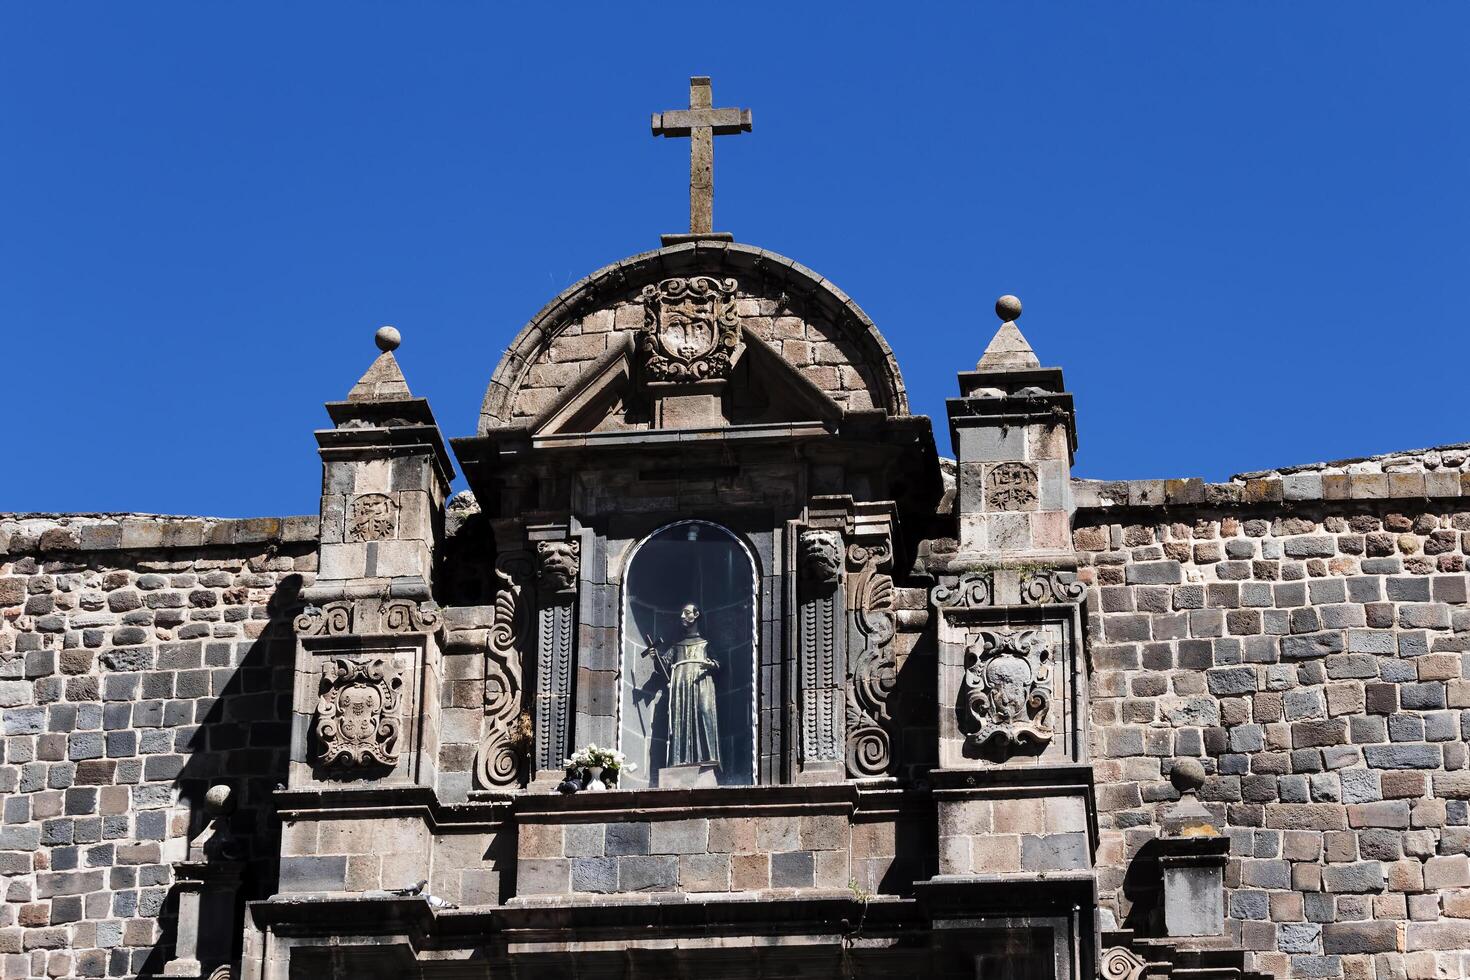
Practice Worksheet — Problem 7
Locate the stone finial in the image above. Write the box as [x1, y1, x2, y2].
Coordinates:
[1163, 757, 1219, 837]
[347, 327, 413, 403]
[203, 783, 235, 818]
[976, 294, 1040, 372]
[1169, 757, 1206, 795]
[995, 294, 1022, 323]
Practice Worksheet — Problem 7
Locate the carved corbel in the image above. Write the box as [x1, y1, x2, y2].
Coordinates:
[845, 534, 897, 777]
[474, 552, 533, 788]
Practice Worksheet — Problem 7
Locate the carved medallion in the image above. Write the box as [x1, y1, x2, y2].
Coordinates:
[960, 629, 1053, 751]
[535, 540, 581, 595]
[349, 493, 397, 541]
[315, 657, 404, 769]
[984, 462, 1038, 511]
[798, 530, 842, 590]
[639, 276, 740, 382]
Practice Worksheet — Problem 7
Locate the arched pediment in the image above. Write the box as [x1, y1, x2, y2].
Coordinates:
[479, 241, 909, 434]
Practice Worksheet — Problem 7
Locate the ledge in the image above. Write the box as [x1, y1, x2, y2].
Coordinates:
[512, 780, 860, 821]
[0, 512, 318, 557]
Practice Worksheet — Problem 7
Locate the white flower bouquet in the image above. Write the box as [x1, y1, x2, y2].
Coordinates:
[561, 744, 635, 790]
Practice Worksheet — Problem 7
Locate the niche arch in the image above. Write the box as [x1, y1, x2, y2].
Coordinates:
[617, 520, 758, 788]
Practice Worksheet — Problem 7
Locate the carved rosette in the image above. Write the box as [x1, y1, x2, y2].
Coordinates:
[535, 540, 581, 596]
[294, 601, 352, 637]
[960, 629, 1053, 751]
[639, 276, 740, 382]
[349, 493, 397, 541]
[983, 462, 1038, 511]
[929, 572, 994, 610]
[315, 657, 404, 769]
[475, 553, 533, 788]
[380, 599, 441, 633]
[1019, 568, 1086, 605]
[846, 539, 896, 777]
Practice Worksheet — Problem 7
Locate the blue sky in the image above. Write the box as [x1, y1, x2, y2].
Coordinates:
[3, 4, 1466, 517]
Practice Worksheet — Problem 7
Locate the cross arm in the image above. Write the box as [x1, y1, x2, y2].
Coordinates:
[651, 107, 753, 137]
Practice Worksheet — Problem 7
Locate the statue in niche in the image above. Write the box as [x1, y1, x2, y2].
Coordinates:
[642, 603, 721, 771]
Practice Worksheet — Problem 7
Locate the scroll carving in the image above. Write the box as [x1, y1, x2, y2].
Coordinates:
[315, 657, 403, 769]
[639, 276, 740, 382]
[381, 599, 441, 633]
[1099, 947, 1147, 980]
[960, 629, 1053, 751]
[349, 493, 397, 541]
[929, 572, 994, 610]
[294, 601, 352, 637]
[846, 539, 896, 777]
[1019, 568, 1085, 605]
[535, 540, 581, 595]
[475, 553, 533, 788]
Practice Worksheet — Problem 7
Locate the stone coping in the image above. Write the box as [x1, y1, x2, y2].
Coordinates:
[0, 512, 319, 557]
[1073, 468, 1469, 513]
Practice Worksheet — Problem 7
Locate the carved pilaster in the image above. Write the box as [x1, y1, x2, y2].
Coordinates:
[797, 530, 844, 770]
[845, 534, 896, 777]
[474, 552, 532, 789]
[532, 535, 580, 775]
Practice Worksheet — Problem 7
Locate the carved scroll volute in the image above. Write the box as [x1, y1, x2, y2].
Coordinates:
[845, 536, 897, 777]
[475, 552, 534, 789]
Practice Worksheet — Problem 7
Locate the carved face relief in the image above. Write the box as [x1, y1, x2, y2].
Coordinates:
[961, 629, 1053, 751]
[535, 540, 581, 595]
[640, 277, 740, 382]
[798, 530, 842, 588]
[349, 493, 397, 541]
[984, 462, 1038, 511]
[315, 657, 403, 769]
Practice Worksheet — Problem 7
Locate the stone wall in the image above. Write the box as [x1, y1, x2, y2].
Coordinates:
[1076, 473, 1470, 980]
[0, 515, 316, 980]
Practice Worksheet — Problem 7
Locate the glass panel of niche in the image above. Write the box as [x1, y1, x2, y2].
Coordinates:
[620, 521, 757, 789]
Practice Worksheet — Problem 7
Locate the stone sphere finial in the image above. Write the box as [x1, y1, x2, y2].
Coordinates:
[375, 325, 402, 353]
[203, 783, 236, 818]
[995, 294, 1022, 323]
[1170, 757, 1207, 794]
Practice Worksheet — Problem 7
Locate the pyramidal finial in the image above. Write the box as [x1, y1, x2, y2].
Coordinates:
[976, 294, 1040, 371]
[348, 326, 412, 402]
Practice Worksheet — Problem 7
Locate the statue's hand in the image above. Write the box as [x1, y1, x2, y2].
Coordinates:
[706, 658, 720, 674]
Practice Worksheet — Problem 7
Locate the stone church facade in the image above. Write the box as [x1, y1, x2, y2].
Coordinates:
[4, 83, 1470, 980]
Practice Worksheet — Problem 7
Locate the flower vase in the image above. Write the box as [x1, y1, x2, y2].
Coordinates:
[584, 765, 606, 791]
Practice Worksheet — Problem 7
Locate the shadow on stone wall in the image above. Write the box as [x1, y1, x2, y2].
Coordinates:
[137, 574, 304, 978]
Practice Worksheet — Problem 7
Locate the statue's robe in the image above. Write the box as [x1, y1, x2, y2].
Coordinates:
[665, 637, 720, 768]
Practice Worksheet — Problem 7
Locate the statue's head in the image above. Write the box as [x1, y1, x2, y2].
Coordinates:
[680, 603, 701, 632]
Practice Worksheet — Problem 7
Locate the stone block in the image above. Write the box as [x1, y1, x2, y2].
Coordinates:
[605, 821, 650, 856]
[678, 853, 731, 892]
[731, 852, 769, 890]
[518, 858, 570, 896]
[1322, 921, 1398, 954]
[618, 855, 676, 892]
[279, 856, 348, 892]
[649, 818, 708, 855]
[571, 857, 618, 894]
[770, 850, 815, 888]
[1021, 833, 1088, 871]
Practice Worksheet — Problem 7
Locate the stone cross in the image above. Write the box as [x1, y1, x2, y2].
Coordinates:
[652, 76, 752, 235]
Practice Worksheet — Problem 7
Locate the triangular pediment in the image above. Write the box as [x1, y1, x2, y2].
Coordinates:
[530, 330, 844, 437]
